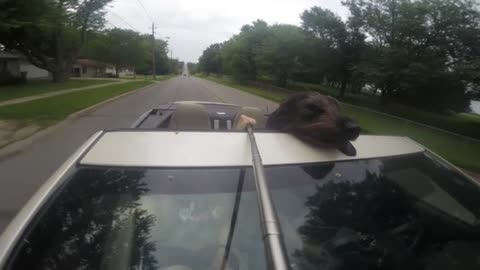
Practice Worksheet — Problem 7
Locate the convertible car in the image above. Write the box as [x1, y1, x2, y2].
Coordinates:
[0, 101, 479, 270]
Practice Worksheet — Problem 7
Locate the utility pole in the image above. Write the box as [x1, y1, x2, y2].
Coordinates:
[151, 23, 156, 80]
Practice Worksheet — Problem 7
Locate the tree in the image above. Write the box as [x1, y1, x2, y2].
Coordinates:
[301, 6, 366, 97]
[0, 0, 112, 82]
[153, 38, 171, 75]
[343, 0, 479, 110]
[222, 20, 269, 81]
[187, 62, 199, 74]
[84, 29, 151, 76]
[86, 31, 171, 77]
[198, 43, 223, 74]
[196, 0, 479, 111]
[255, 24, 305, 87]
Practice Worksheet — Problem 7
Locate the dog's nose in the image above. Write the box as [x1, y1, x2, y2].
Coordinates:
[343, 120, 361, 140]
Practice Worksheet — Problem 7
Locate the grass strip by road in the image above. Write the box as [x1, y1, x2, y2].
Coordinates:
[198, 75, 480, 172]
[0, 79, 116, 102]
[0, 80, 153, 121]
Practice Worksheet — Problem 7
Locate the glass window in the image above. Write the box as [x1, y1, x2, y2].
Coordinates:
[6, 153, 480, 270]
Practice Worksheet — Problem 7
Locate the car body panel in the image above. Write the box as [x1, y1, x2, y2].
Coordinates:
[80, 131, 424, 167]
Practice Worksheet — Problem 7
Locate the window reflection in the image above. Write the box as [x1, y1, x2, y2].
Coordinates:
[9, 169, 158, 270]
[7, 154, 480, 270]
[267, 156, 480, 270]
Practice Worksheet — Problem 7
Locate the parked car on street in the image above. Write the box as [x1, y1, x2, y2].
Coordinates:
[1, 101, 479, 270]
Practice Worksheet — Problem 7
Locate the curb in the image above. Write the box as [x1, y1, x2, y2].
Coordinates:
[0, 82, 159, 160]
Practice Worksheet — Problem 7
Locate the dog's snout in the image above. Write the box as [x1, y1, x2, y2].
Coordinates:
[342, 119, 361, 140]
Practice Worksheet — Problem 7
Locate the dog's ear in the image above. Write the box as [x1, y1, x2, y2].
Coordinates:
[338, 141, 357, 156]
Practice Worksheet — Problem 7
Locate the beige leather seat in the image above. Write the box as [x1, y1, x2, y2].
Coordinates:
[168, 103, 211, 130]
[233, 107, 266, 129]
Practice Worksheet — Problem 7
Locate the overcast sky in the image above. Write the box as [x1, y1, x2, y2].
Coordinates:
[105, 0, 348, 63]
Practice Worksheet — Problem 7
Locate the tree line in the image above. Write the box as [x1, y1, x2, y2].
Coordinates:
[0, 0, 177, 82]
[198, 0, 480, 112]
[81, 28, 181, 76]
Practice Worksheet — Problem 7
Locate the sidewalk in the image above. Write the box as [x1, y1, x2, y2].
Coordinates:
[0, 80, 128, 108]
[0, 81, 156, 151]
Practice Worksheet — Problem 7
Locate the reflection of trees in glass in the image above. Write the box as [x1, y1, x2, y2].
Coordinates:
[295, 172, 418, 270]
[11, 169, 158, 270]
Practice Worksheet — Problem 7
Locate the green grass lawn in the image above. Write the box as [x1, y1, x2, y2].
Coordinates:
[343, 105, 480, 171]
[199, 75, 480, 172]
[0, 79, 116, 102]
[0, 81, 153, 121]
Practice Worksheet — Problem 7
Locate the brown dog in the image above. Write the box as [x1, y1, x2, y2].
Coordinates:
[266, 92, 361, 156]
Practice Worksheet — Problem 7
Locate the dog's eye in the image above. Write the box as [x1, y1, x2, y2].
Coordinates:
[306, 104, 324, 114]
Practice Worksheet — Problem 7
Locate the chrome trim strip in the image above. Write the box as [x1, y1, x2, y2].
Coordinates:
[0, 131, 104, 268]
[247, 126, 290, 270]
[130, 110, 153, 128]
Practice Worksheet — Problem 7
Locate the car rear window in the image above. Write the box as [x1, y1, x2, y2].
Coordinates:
[6, 153, 480, 270]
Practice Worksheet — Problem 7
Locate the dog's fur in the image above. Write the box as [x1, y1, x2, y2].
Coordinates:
[266, 92, 361, 156]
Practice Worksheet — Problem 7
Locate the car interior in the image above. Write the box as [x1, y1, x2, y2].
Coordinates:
[136, 102, 268, 130]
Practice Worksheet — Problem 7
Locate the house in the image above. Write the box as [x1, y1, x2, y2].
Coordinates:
[118, 67, 135, 77]
[0, 51, 21, 83]
[72, 59, 117, 77]
[19, 58, 49, 79]
[0, 51, 50, 83]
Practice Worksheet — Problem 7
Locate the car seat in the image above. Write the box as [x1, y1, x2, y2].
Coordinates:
[233, 107, 267, 129]
[169, 103, 211, 130]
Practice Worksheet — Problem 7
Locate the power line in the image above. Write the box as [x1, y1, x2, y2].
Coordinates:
[105, 20, 120, 29]
[108, 10, 142, 32]
[135, 0, 153, 23]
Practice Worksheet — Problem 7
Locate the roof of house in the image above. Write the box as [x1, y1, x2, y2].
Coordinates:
[0, 51, 20, 59]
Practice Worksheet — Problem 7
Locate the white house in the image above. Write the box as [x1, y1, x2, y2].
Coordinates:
[0, 51, 20, 80]
[118, 67, 135, 77]
[72, 59, 117, 77]
[19, 59, 49, 79]
[0, 51, 50, 82]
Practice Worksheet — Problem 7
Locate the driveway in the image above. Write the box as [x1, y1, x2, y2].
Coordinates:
[0, 76, 278, 233]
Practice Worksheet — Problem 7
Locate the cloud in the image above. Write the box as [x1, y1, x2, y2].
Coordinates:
[106, 0, 348, 62]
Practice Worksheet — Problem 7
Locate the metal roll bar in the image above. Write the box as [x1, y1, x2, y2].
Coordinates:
[247, 125, 291, 270]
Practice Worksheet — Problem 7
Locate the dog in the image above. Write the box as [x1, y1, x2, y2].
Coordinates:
[266, 92, 361, 156]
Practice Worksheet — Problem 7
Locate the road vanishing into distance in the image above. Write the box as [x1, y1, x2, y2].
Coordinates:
[0, 76, 278, 232]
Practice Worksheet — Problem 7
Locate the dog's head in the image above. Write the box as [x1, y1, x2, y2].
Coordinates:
[266, 92, 361, 156]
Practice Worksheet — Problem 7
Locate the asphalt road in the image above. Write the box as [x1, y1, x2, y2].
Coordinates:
[0, 76, 278, 233]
